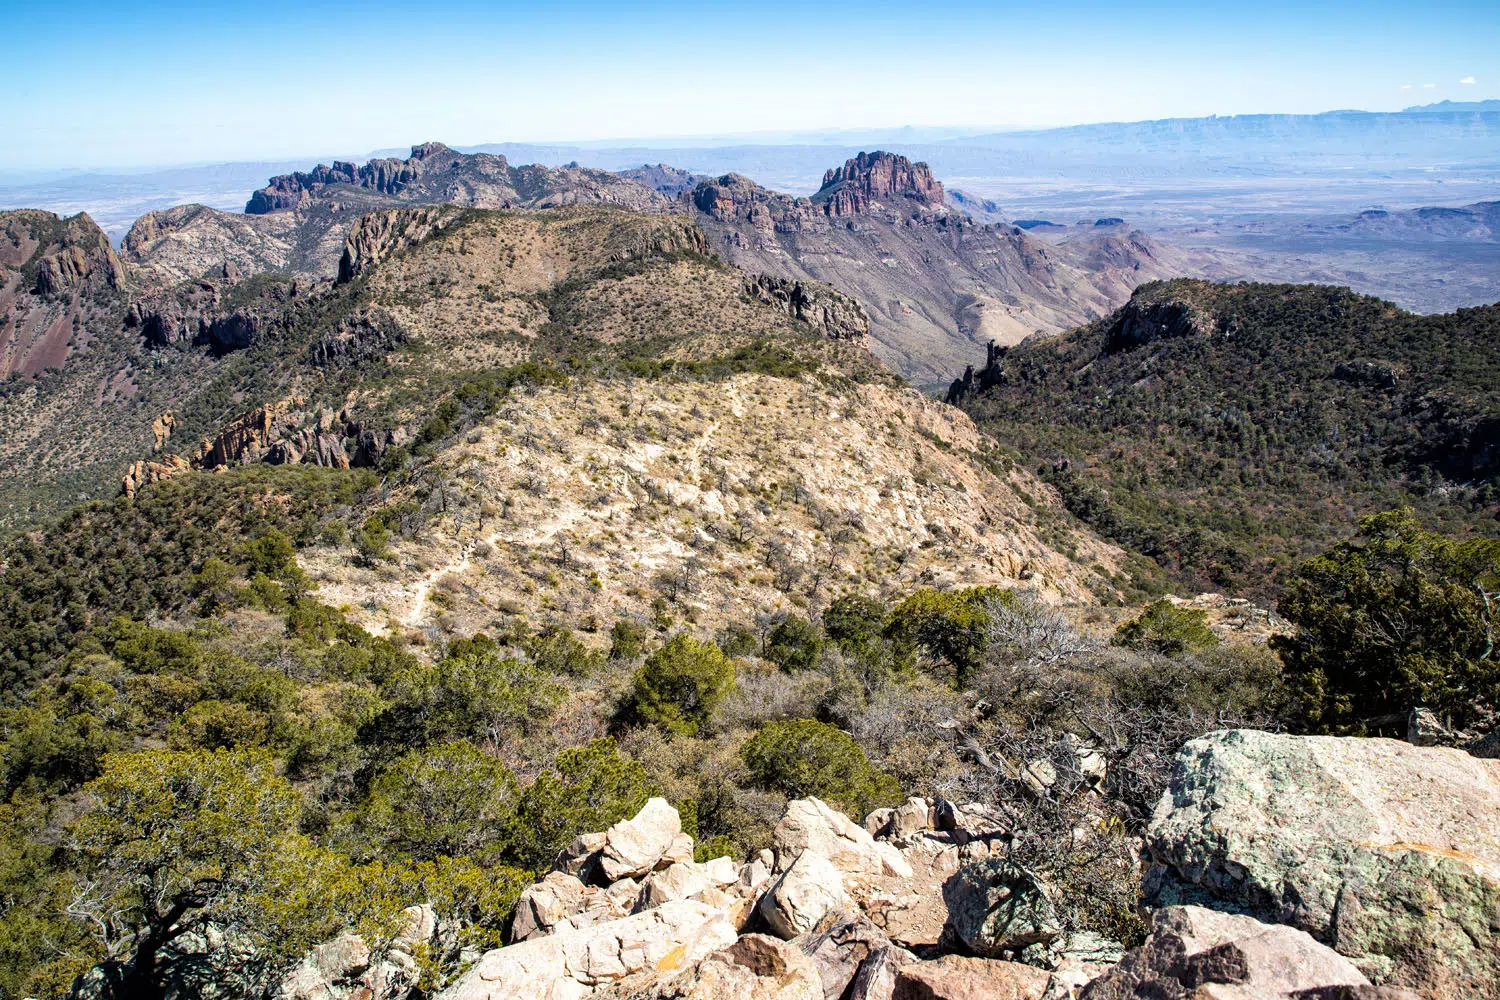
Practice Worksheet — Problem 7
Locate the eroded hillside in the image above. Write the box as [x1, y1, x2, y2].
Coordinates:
[689, 153, 1190, 386]
[306, 372, 1120, 643]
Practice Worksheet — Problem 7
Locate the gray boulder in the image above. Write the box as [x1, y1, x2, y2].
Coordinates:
[942, 859, 1061, 958]
[1144, 729, 1500, 1000]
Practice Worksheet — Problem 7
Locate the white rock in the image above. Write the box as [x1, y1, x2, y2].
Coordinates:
[438, 899, 735, 1000]
[599, 797, 682, 882]
[758, 850, 852, 940]
[773, 798, 912, 880]
[636, 861, 713, 912]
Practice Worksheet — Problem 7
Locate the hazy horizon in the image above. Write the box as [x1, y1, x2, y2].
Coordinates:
[4, 0, 1496, 170]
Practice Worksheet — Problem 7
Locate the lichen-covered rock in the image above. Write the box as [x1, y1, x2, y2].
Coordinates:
[942, 859, 1061, 958]
[1077, 905, 1373, 1000]
[1144, 729, 1500, 999]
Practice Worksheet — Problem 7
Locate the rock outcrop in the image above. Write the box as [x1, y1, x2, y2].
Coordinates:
[0, 210, 128, 377]
[1101, 288, 1222, 354]
[248, 142, 672, 218]
[120, 455, 191, 498]
[811, 152, 946, 217]
[1078, 905, 1390, 1000]
[1143, 729, 1500, 999]
[744, 275, 871, 343]
[438, 899, 738, 1000]
[337, 206, 464, 283]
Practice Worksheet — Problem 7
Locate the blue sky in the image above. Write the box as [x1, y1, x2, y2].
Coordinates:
[3, 0, 1496, 168]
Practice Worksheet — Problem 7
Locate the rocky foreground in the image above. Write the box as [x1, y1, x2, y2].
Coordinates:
[252, 731, 1498, 1000]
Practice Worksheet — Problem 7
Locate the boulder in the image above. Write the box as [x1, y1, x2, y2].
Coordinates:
[1144, 730, 1500, 998]
[759, 851, 852, 939]
[862, 808, 895, 838]
[791, 909, 895, 1000]
[892, 955, 1050, 1000]
[637, 861, 713, 912]
[1078, 905, 1372, 1000]
[613, 934, 824, 1000]
[846, 946, 916, 1000]
[437, 899, 736, 1000]
[773, 798, 912, 879]
[601, 798, 684, 882]
[513, 872, 588, 942]
[942, 859, 1061, 958]
[889, 798, 934, 838]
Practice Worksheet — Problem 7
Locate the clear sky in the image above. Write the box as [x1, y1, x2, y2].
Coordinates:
[3, 0, 1497, 169]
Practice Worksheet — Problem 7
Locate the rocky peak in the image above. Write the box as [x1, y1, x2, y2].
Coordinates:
[31, 212, 125, 298]
[1101, 284, 1223, 355]
[337, 205, 464, 283]
[812, 151, 945, 216]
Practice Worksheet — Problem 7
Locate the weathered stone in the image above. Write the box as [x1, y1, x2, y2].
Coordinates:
[862, 808, 895, 838]
[600, 798, 683, 882]
[661, 832, 696, 867]
[1078, 905, 1371, 1000]
[1144, 730, 1500, 998]
[759, 850, 852, 939]
[846, 946, 916, 1000]
[513, 871, 588, 942]
[889, 797, 934, 838]
[438, 899, 735, 1000]
[892, 955, 1050, 1000]
[791, 909, 892, 1000]
[942, 859, 1061, 958]
[773, 798, 912, 879]
[636, 862, 713, 912]
[614, 933, 824, 1000]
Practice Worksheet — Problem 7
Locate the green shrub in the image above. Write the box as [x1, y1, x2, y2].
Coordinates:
[511, 738, 657, 870]
[765, 614, 822, 672]
[1273, 508, 1500, 733]
[358, 741, 520, 862]
[740, 718, 900, 818]
[823, 594, 887, 649]
[1111, 600, 1220, 656]
[609, 619, 646, 661]
[629, 635, 736, 735]
[886, 587, 1008, 686]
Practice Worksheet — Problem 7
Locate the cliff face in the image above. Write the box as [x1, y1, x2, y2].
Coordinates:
[0, 210, 127, 378]
[246, 142, 673, 217]
[812, 150, 945, 216]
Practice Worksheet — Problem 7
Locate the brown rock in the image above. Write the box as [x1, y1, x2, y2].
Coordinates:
[811, 152, 945, 217]
[892, 955, 1049, 1000]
